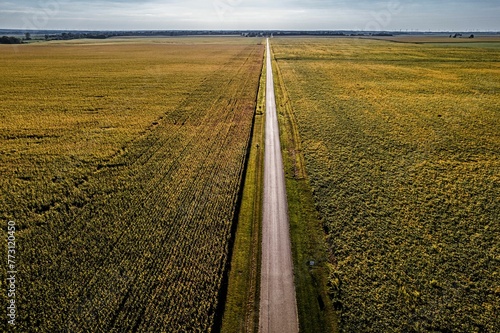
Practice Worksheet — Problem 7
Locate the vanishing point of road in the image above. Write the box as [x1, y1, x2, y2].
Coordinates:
[259, 38, 299, 333]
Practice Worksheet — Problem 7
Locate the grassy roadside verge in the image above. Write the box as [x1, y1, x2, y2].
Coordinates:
[221, 44, 266, 333]
[271, 45, 340, 333]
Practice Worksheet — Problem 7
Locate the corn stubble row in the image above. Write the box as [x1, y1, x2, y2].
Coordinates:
[273, 38, 499, 332]
[0, 41, 264, 332]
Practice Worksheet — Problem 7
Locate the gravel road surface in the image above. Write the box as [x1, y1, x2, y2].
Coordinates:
[259, 38, 299, 333]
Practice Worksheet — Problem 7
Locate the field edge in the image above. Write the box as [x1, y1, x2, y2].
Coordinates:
[271, 42, 340, 333]
[220, 40, 266, 333]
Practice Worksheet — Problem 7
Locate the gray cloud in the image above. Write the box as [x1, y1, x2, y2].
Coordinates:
[0, 0, 498, 30]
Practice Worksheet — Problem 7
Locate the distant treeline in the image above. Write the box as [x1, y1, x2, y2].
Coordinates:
[44, 32, 109, 41]
[0, 36, 22, 44]
[2, 29, 495, 43]
[43, 30, 395, 40]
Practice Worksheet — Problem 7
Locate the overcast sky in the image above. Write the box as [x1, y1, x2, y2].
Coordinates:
[1, 0, 498, 31]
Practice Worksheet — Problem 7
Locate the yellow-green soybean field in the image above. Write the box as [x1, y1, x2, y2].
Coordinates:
[0, 38, 264, 332]
[272, 38, 499, 332]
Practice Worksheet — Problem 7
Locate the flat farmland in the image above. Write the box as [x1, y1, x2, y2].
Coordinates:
[0, 38, 264, 332]
[367, 35, 500, 44]
[272, 38, 499, 332]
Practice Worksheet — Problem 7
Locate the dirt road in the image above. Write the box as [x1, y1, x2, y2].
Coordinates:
[259, 38, 299, 333]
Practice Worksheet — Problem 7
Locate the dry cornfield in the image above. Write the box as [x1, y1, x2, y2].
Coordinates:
[272, 37, 499, 332]
[0, 38, 264, 332]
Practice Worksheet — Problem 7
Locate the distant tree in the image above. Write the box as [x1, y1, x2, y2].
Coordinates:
[469, 34, 475, 38]
[87, 34, 107, 39]
[0, 36, 22, 44]
[25, 32, 31, 40]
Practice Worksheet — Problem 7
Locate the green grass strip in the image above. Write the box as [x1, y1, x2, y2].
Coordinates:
[271, 45, 340, 333]
[221, 43, 266, 333]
